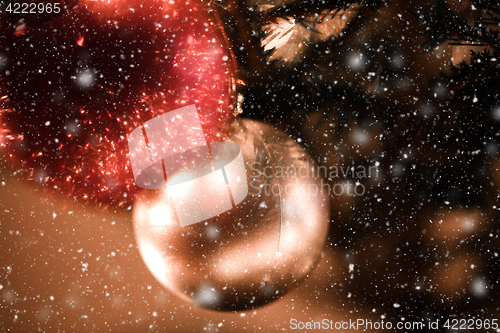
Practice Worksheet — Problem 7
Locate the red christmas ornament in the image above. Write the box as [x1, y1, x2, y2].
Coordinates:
[0, 0, 236, 207]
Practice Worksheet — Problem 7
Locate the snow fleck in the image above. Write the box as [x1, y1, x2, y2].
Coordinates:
[471, 278, 488, 296]
[76, 69, 95, 88]
[492, 106, 500, 121]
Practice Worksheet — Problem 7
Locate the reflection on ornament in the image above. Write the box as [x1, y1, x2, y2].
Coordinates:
[0, 0, 236, 207]
[128, 104, 248, 226]
[133, 119, 330, 311]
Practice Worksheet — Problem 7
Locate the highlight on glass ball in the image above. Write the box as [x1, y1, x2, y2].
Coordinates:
[128, 104, 249, 225]
[133, 119, 330, 311]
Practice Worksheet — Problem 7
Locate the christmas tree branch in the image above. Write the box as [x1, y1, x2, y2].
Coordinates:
[416, 0, 500, 51]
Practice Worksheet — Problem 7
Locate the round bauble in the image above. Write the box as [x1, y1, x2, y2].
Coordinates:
[133, 119, 330, 311]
